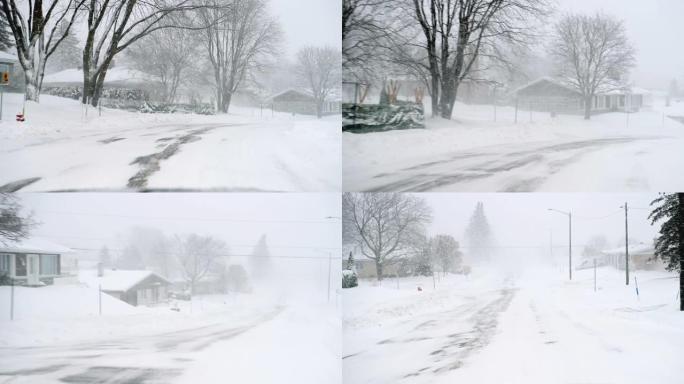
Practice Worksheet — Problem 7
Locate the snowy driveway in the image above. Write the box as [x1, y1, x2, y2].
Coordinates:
[345, 134, 683, 192]
[0, 308, 283, 383]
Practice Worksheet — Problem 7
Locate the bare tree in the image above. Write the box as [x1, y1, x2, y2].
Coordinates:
[81, 0, 210, 107]
[197, 0, 280, 113]
[410, 0, 548, 118]
[0, 194, 35, 245]
[125, 25, 199, 103]
[175, 233, 227, 294]
[343, 192, 432, 281]
[296, 46, 340, 118]
[343, 0, 393, 75]
[431, 234, 461, 275]
[550, 13, 635, 120]
[1, 0, 85, 101]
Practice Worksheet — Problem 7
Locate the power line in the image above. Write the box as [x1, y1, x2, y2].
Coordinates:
[70, 247, 342, 260]
[31, 233, 341, 250]
[34, 209, 338, 224]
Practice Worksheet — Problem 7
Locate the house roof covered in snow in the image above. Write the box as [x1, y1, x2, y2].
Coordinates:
[601, 244, 654, 256]
[0, 51, 18, 65]
[0, 237, 73, 254]
[513, 77, 644, 97]
[43, 67, 154, 86]
[79, 269, 170, 292]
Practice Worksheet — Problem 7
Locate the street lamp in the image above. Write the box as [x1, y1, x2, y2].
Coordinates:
[548, 208, 572, 280]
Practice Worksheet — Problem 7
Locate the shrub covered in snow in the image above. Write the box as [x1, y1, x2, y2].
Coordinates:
[342, 269, 358, 288]
[342, 101, 425, 133]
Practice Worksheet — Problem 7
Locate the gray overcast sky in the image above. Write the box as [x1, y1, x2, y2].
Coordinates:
[20, 193, 341, 261]
[554, 0, 684, 89]
[421, 193, 660, 257]
[269, 0, 341, 60]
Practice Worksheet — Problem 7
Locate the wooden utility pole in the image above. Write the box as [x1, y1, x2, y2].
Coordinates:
[569, 212, 572, 281]
[678, 193, 684, 311]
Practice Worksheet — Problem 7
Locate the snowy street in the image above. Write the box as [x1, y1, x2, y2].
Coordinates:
[0, 308, 282, 383]
[0, 94, 341, 192]
[343, 101, 684, 192]
[343, 268, 684, 384]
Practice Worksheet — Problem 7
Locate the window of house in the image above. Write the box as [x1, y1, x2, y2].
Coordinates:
[39, 254, 59, 275]
[0, 254, 10, 274]
[15, 254, 26, 276]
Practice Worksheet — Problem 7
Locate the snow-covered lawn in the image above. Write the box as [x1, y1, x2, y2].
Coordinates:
[344, 99, 684, 192]
[343, 267, 684, 384]
[0, 93, 340, 191]
[0, 284, 341, 383]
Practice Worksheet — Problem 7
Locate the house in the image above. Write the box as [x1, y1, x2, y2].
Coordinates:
[0, 237, 72, 286]
[600, 243, 663, 271]
[268, 89, 341, 115]
[513, 77, 648, 114]
[351, 259, 403, 279]
[80, 269, 171, 306]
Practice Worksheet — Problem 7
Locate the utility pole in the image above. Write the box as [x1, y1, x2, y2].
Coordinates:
[622, 202, 629, 285]
[569, 212, 572, 281]
[548, 209, 572, 280]
[327, 252, 332, 303]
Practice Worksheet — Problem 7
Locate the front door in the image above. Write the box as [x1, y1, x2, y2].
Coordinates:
[27, 254, 40, 285]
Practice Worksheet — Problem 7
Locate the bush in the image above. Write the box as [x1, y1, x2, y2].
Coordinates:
[342, 269, 358, 289]
[0, 272, 12, 286]
[342, 102, 425, 133]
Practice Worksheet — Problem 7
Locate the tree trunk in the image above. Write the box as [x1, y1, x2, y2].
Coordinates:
[430, 75, 439, 118]
[584, 95, 592, 120]
[21, 60, 40, 102]
[375, 259, 383, 281]
[316, 100, 323, 119]
[439, 79, 456, 119]
[678, 193, 684, 311]
[218, 90, 231, 113]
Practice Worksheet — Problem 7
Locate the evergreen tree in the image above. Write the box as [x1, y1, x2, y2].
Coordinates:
[0, 16, 12, 51]
[464, 202, 493, 263]
[346, 251, 355, 270]
[46, 22, 81, 74]
[249, 234, 272, 280]
[0, 194, 35, 245]
[99, 246, 112, 268]
[649, 193, 684, 311]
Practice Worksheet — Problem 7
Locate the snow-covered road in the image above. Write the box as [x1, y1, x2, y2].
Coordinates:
[0, 94, 341, 191]
[347, 135, 681, 192]
[344, 100, 684, 192]
[343, 269, 684, 384]
[0, 308, 283, 383]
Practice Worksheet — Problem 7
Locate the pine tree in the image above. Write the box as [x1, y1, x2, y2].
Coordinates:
[649, 193, 684, 311]
[99, 246, 112, 267]
[249, 234, 272, 280]
[464, 202, 493, 263]
[46, 22, 81, 73]
[346, 251, 355, 270]
[0, 16, 12, 51]
[0, 194, 35, 245]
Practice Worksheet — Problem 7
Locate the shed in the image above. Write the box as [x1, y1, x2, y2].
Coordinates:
[80, 269, 171, 306]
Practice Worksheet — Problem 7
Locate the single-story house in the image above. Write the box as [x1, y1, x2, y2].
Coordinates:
[80, 269, 171, 306]
[268, 89, 341, 115]
[0, 237, 72, 286]
[513, 77, 649, 114]
[351, 259, 403, 279]
[600, 243, 662, 271]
